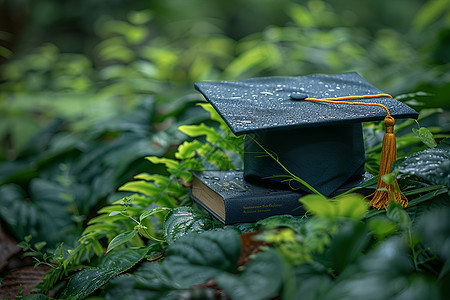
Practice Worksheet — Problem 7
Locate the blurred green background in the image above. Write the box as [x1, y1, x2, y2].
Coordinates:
[0, 0, 449, 245]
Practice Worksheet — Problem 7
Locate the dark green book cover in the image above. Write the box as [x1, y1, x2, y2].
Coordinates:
[190, 170, 306, 224]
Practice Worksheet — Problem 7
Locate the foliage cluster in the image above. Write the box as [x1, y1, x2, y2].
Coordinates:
[5, 102, 450, 299]
[0, 0, 449, 299]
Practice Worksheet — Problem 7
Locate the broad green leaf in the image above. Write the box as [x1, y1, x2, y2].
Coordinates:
[106, 230, 137, 253]
[332, 233, 442, 299]
[369, 217, 399, 240]
[102, 264, 179, 300]
[324, 221, 370, 273]
[290, 264, 333, 300]
[407, 186, 448, 207]
[412, 127, 437, 148]
[386, 201, 411, 230]
[398, 148, 450, 188]
[163, 207, 222, 245]
[163, 229, 241, 288]
[60, 247, 151, 299]
[255, 214, 308, 231]
[216, 250, 284, 300]
[300, 195, 335, 219]
[227, 222, 258, 233]
[437, 137, 450, 151]
[417, 208, 450, 262]
[0, 180, 81, 246]
[334, 193, 369, 220]
[140, 207, 171, 222]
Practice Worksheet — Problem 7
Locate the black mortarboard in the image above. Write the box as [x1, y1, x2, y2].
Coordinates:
[194, 72, 419, 198]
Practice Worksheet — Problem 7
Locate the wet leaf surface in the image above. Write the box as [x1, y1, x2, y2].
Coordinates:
[60, 246, 151, 299]
[399, 148, 450, 187]
[163, 229, 241, 288]
[163, 206, 222, 245]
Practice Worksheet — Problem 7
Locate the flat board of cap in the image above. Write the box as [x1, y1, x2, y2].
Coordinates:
[194, 72, 419, 135]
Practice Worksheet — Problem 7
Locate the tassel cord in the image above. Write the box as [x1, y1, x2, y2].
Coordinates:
[301, 95, 408, 209]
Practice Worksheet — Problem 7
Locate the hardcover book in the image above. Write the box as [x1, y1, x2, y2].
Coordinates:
[190, 170, 307, 224]
[190, 170, 374, 224]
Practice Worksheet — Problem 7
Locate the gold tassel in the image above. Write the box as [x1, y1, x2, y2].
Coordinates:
[367, 116, 408, 209]
[301, 95, 408, 210]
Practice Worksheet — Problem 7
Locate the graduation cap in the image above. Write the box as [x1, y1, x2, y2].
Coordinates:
[194, 72, 419, 209]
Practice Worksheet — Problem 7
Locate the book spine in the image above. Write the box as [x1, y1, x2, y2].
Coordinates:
[225, 193, 305, 224]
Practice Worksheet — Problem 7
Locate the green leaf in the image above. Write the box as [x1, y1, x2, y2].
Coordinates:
[325, 237, 418, 299]
[287, 3, 315, 28]
[134, 173, 170, 185]
[163, 206, 222, 245]
[412, 127, 437, 148]
[178, 123, 223, 144]
[369, 217, 399, 240]
[224, 43, 281, 78]
[118, 180, 157, 196]
[300, 194, 368, 220]
[417, 208, 450, 262]
[163, 229, 241, 288]
[300, 195, 334, 219]
[102, 264, 179, 300]
[197, 103, 227, 126]
[106, 230, 137, 253]
[216, 250, 284, 300]
[324, 221, 370, 273]
[398, 148, 450, 188]
[381, 173, 395, 185]
[60, 247, 151, 299]
[34, 241, 47, 251]
[413, 0, 450, 31]
[205, 148, 235, 170]
[407, 186, 448, 207]
[386, 201, 411, 230]
[146, 156, 180, 170]
[255, 214, 308, 231]
[128, 10, 153, 25]
[140, 207, 171, 222]
[437, 137, 450, 151]
[174, 140, 204, 159]
[0, 180, 81, 246]
[334, 193, 369, 220]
